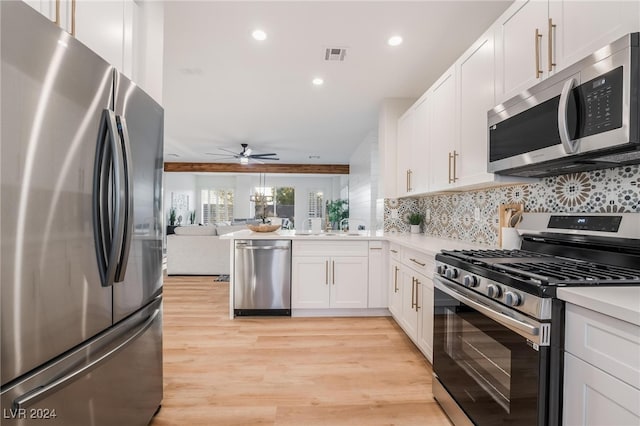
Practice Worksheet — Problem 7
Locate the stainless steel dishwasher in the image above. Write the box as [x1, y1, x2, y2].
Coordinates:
[234, 239, 291, 316]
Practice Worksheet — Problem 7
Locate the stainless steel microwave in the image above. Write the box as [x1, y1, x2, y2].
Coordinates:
[488, 33, 639, 177]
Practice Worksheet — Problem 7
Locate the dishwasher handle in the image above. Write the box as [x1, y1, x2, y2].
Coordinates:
[235, 245, 290, 251]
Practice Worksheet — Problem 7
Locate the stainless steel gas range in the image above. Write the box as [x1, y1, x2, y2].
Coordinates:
[432, 213, 640, 426]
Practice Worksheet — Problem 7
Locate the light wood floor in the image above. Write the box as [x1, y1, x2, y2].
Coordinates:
[150, 275, 451, 426]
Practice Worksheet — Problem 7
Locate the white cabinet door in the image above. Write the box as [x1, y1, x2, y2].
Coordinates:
[388, 260, 402, 318]
[563, 352, 640, 426]
[428, 66, 457, 192]
[396, 111, 413, 197]
[494, 0, 549, 103]
[74, 0, 134, 77]
[456, 30, 497, 187]
[417, 274, 434, 363]
[550, 1, 640, 74]
[368, 242, 386, 308]
[23, 0, 56, 21]
[410, 97, 430, 194]
[292, 256, 330, 309]
[399, 266, 418, 340]
[331, 256, 368, 309]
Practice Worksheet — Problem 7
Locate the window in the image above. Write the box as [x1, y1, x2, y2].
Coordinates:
[201, 189, 233, 224]
[253, 186, 295, 223]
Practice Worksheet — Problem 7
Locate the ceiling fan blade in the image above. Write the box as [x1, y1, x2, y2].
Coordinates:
[206, 153, 236, 158]
[254, 156, 279, 161]
[218, 147, 240, 155]
[249, 153, 278, 158]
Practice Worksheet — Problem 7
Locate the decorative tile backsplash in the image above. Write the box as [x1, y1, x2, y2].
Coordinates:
[384, 165, 639, 246]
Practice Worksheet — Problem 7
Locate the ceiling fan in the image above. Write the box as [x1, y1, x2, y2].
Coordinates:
[206, 143, 280, 164]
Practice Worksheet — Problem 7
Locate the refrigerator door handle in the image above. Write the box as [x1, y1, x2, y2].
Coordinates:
[12, 308, 160, 410]
[114, 115, 133, 282]
[93, 109, 126, 287]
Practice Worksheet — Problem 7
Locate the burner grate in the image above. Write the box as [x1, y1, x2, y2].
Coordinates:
[498, 260, 640, 284]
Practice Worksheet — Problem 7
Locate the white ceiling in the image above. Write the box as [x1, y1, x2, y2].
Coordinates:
[162, 1, 512, 165]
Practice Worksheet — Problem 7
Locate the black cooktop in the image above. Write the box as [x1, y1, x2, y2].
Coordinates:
[438, 249, 640, 288]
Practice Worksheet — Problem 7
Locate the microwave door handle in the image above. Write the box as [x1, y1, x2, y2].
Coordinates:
[558, 77, 579, 154]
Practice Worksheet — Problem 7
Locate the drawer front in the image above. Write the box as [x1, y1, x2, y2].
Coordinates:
[401, 247, 434, 275]
[565, 303, 640, 389]
[293, 240, 368, 257]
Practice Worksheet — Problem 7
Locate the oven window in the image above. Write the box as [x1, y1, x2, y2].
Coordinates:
[434, 286, 546, 425]
[446, 308, 512, 412]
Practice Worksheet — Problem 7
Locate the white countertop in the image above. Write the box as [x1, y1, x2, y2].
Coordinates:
[557, 287, 640, 326]
[220, 229, 493, 255]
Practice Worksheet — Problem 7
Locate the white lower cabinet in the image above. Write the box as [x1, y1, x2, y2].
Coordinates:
[388, 245, 434, 361]
[562, 303, 640, 425]
[292, 241, 369, 310]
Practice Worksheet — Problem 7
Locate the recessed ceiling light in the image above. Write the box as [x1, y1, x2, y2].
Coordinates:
[312, 78, 324, 86]
[252, 29, 267, 41]
[388, 35, 403, 47]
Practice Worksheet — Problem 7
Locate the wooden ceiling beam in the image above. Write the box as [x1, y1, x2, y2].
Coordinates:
[164, 162, 349, 174]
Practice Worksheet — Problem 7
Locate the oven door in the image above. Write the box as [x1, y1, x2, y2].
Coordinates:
[433, 276, 551, 426]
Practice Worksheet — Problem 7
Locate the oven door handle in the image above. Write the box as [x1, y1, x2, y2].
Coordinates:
[434, 278, 546, 345]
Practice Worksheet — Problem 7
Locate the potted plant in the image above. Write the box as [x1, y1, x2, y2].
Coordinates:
[167, 207, 178, 235]
[188, 210, 196, 225]
[326, 199, 349, 230]
[407, 212, 424, 234]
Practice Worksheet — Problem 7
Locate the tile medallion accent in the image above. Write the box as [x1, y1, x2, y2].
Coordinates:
[384, 165, 639, 246]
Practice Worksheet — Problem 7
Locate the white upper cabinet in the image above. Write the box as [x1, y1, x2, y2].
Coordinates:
[550, 1, 640, 73]
[456, 29, 499, 188]
[396, 111, 414, 197]
[428, 66, 457, 192]
[410, 97, 430, 195]
[494, 0, 549, 103]
[495, 0, 640, 104]
[74, 0, 134, 77]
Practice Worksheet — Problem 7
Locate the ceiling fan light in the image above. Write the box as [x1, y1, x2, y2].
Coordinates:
[244, 148, 252, 156]
[240, 157, 249, 165]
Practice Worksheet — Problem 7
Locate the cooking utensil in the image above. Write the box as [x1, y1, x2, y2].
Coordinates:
[509, 211, 523, 228]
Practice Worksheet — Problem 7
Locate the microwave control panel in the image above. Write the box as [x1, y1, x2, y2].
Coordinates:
[577, 66, 623, 138]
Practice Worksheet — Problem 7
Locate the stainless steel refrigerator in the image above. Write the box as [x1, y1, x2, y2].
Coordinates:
[1, 2, 164, 425]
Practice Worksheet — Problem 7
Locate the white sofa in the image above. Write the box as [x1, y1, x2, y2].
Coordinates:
[166, 224, 246, 275]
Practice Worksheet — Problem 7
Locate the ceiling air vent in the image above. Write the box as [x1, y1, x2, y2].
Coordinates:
[325, 47, 347, 61]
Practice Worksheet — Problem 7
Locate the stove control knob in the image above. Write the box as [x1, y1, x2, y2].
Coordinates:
[436, 265, 446, 275]
[463, 275, 479, 288]
[504, 291, 522, 307]
[487, 284, 501, 298]
[445, 268, 459, 279]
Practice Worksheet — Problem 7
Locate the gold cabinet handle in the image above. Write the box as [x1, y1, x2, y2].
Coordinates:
[406, 170, 409, 192]
[332, 260, 335, 285]
[394, 266, 399, 293]
[408, 169, 412, 192]
[415, 279, 421, 312]
[409, 258, 426, 267]
[390, 249, 398, 254]
[325, 260, 328, 285]
[535, 28, 543, 78]
[452, 150, 458, 183]
[548, 18, 556, 72]
[71, 0, 76, 36]
[448, 151, 459, 184]
[54, 0, 60, 25]
[411, 277, 416, 308]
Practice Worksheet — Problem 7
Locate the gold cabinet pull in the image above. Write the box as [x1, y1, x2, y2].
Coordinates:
[535, 28, 543, 78]
[411, 277, 416, 308]
[325, 260, 329, 285]
[409, 258, 426, 267]
[332, 260, 335, 285]
[54, 0, 60, 25]
[394, 266, 399, 293]
[71, 0, 76, 36]
[415, 279, 420, 311]
[408, 169, 412, 192]
[452, 150, 458, 183]
[548, 18, 556, 72]
[390, 249, 398, 254]
[448, 151, 459, 183]
[406, 170, 409, 192]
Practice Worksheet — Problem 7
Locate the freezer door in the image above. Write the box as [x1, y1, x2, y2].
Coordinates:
[1, 2, 113, 385]
[111, 73, 164, 322]
[0, 298, 163, 426]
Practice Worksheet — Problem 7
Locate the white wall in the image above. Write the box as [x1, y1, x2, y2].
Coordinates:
[163, 173, 196, 225]
[348, 130, 377, 231]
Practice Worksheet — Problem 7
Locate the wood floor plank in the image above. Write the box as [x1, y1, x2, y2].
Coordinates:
[150, 275, 451, 425]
